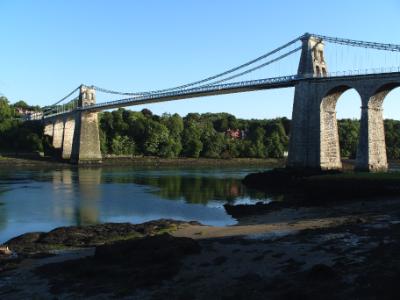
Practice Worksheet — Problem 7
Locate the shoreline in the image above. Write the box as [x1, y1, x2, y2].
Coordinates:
[0, 155, 285, 168]
[243, 167, 400, 199]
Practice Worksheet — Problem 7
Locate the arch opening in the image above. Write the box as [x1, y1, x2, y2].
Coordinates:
[378, 83, 400, 166]
[320, 86, 362, 170]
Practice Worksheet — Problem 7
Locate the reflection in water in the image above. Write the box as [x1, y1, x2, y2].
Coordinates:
[77, 169, 101, 225]
[0, 166, 277, 242]
[50, 169, 101, 226]
[133, 176, 243, 204]
[0, 193, 7, 232]
[101, 168, 277, 205]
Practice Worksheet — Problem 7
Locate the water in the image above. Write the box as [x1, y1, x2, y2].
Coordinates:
[0, 166, 275, 243]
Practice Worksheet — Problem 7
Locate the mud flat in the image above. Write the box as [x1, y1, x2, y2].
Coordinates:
[2, 195, 400, 299]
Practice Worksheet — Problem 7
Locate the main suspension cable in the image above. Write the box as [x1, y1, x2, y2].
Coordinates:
[93, 35, 303, 96]
[310, 33, 400, 52]
[200, 46, 302, 86]
[50, 86, 80, 106]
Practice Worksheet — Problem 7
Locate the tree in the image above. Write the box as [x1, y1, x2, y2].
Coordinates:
[265, 132, 284, 158]
[143, 120, 170, 156]
[182, 123, 203, 158]
[12, 100, 29, 109]
[111, 135, 135, 155]
[338, 119, 359, 158]
[0, 97, 14, 122]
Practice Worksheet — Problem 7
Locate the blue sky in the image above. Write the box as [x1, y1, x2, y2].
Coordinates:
[1, 0, 399, 119]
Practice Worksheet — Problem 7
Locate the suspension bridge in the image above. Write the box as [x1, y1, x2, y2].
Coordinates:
[39, 33, 400, 171]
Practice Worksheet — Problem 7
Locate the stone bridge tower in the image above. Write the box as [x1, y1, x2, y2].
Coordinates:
[69, 85, 102, 163]
[297, 33, 328, 77]
[287, 33, 335, 169]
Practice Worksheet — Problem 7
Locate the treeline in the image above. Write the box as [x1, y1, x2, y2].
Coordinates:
[99, 109, 290, 159]
[0, 97, 44, 153]
[99, 109, 400, 160]
[2, 95, 400, 160]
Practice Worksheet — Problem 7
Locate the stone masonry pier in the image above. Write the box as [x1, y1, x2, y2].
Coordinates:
[288, 35, 400, 172]
[43, 86, 102, 164]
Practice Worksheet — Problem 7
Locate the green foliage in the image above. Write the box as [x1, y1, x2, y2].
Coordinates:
[338, 119, 360, 158]
[95, 109, 400, 161]
[265, 132, 284, 158]
[143, 121, 170, 156]
[98, 108, 292, 159]
[182, 123, 203, 158]
[385, 119, 400, 159]
[0, 97, 44, 153]
[4, 95, 400, 162]
[12, 100, 41, 113]
[111, 135, 135, 155]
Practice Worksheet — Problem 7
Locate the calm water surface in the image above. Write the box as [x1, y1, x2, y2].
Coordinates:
[0, 166, 275, 243]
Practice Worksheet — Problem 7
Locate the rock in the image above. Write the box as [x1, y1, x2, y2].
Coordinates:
[307, 264, 338, 280]
[36, 233, 202, 295]
[212, 256, 227, 265]
[95, 233, 201, 265]
[5, 219, 200, 256]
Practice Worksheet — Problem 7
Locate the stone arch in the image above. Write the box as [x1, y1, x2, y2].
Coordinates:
[369, 82, 400, 109]
[357, 82, 400, 171]
[320, 85, 362, 170]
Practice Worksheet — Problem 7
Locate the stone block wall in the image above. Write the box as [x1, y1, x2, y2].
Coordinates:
[288, 75, 400, 172]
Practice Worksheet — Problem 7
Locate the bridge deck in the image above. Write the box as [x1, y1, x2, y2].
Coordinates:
[43, 71, 400, 119]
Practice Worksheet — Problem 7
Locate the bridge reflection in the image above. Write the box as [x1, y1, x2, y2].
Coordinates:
[0, 167, 285, 242]
[51, 168, 101, 226]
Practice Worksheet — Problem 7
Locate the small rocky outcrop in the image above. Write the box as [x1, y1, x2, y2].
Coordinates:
[36, 233, 201, 296]
[5, 219, 200, 257]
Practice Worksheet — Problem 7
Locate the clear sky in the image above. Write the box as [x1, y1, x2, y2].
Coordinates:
[1, 0, 400, 119]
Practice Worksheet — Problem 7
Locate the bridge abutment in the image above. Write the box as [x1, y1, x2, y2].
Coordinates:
[70, 111, 102, 164]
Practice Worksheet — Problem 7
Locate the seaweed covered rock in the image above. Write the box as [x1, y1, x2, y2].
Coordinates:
[6, 219, 200, 256]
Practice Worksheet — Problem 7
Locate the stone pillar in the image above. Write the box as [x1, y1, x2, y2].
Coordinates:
[52, 120, 64, 149]
[287, 81, 323, 169]
[62, 117, 75, 160]
[319, 88, 345, 170]
[70, 86, 102, 164]
[44, 123, 54, 137]
[287, 34, 329, 169]
[356, 105, 388, 172]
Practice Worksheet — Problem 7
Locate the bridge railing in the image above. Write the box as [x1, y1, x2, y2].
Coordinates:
[86, 75, 299, 111]
[301, 66, 400, 79]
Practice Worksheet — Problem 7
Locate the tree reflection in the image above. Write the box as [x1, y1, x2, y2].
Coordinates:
[126, 174, 281, 205]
